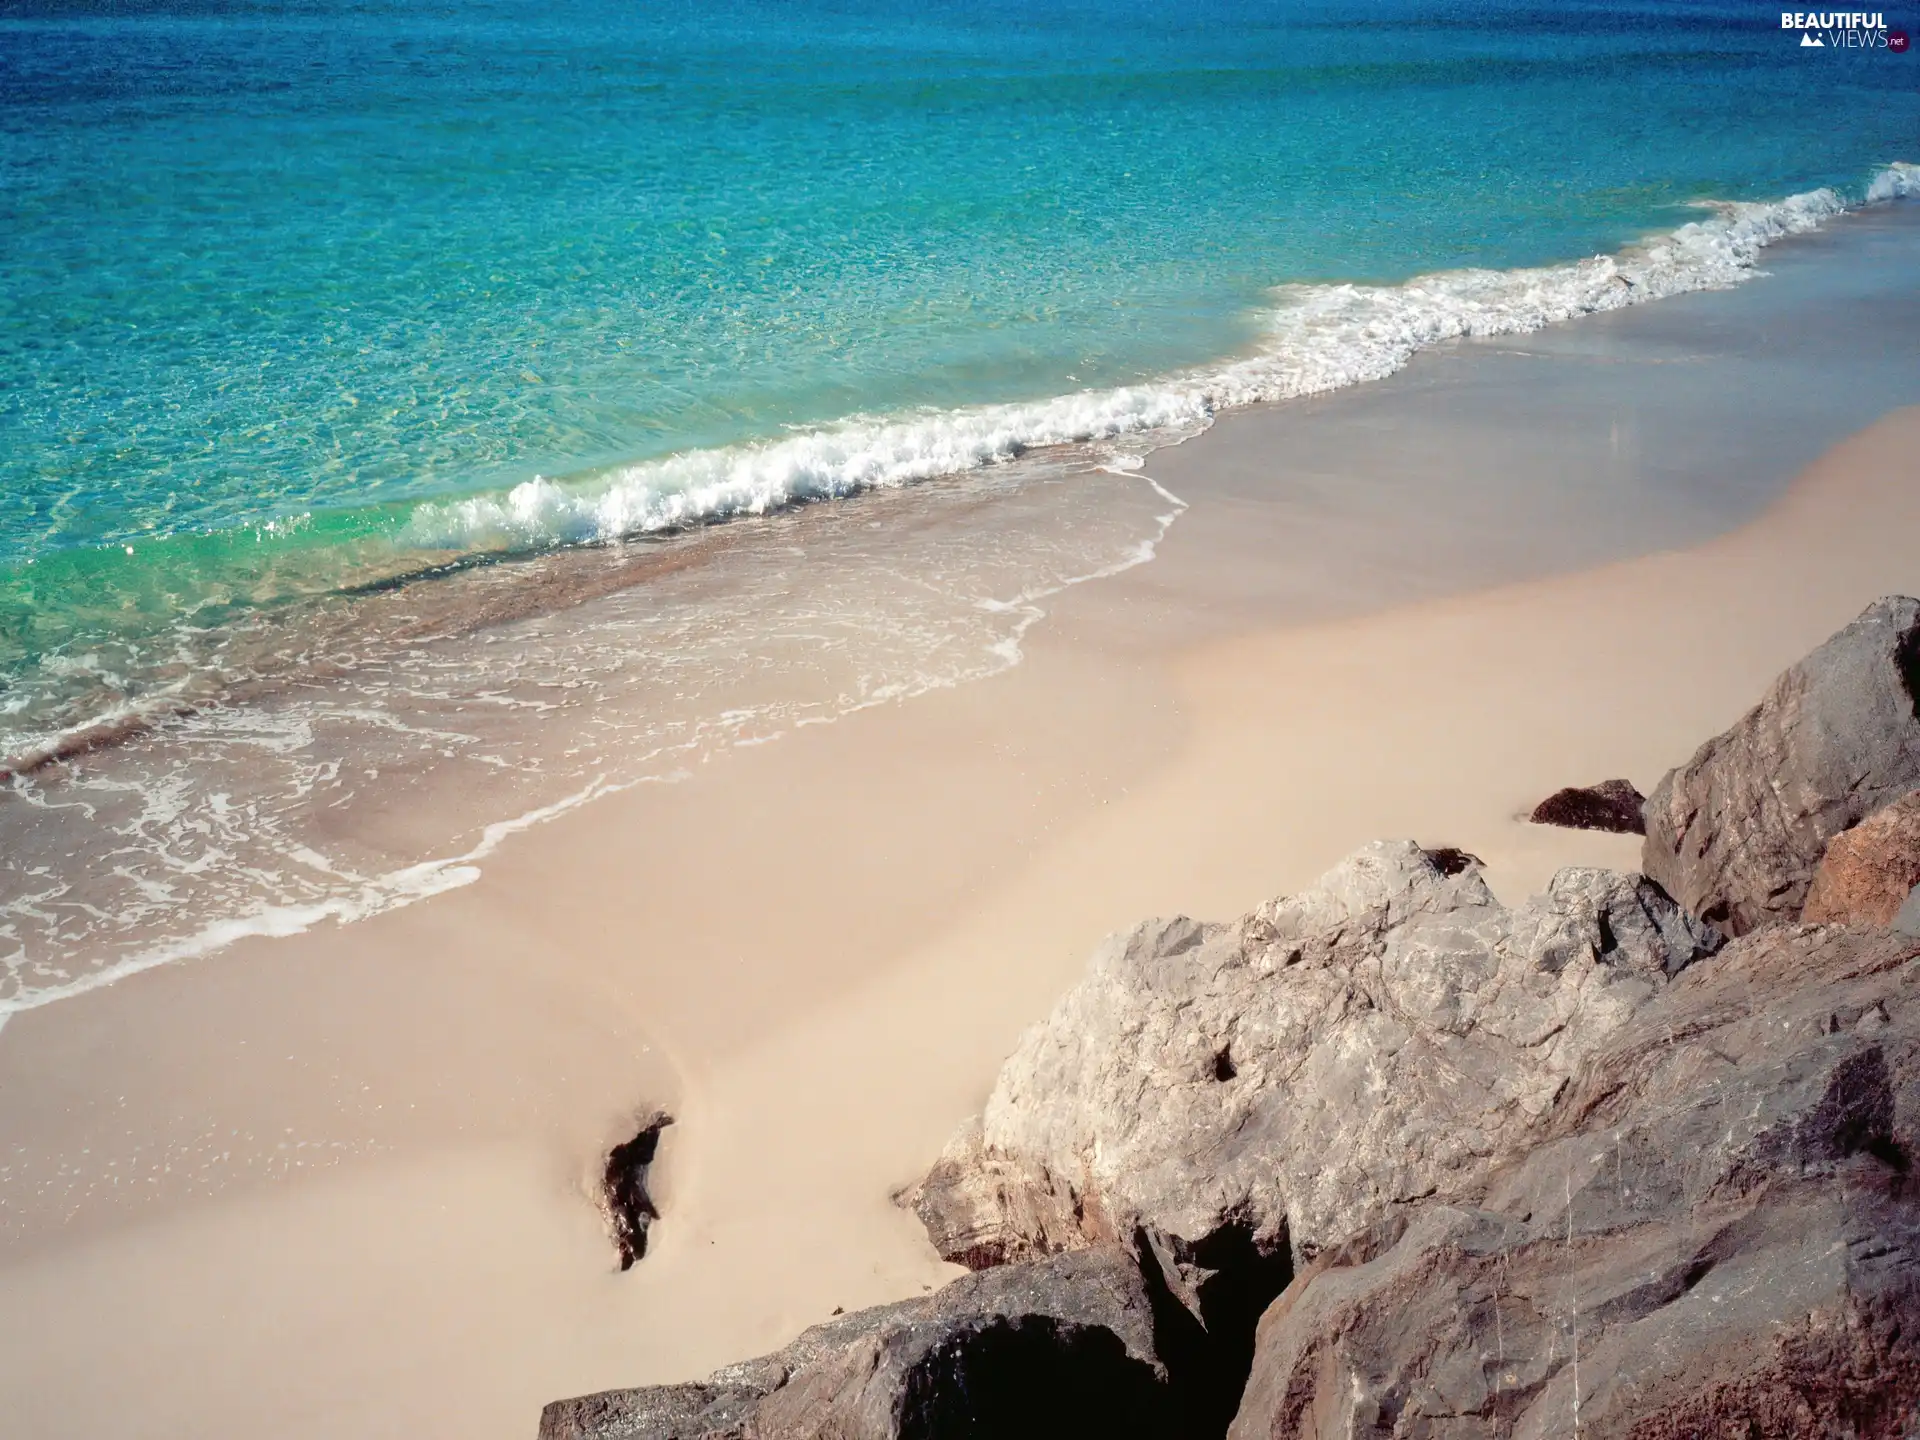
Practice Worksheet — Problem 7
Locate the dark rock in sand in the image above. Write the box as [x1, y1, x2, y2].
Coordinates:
[1804, 791, 1920, 928]
[1642, 595, 1920, 935]
[1229, 921, 1920, 1439]
[603, 1113, 672, 1270]
[901, 842, 1720, 1276]
[536, 1248, 1183, 1440]
[1420, 845, 1483, 877]
[1527, 779, 1646, 834]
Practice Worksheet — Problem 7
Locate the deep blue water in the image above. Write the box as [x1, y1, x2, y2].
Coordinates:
[1, 0, 1916, 737]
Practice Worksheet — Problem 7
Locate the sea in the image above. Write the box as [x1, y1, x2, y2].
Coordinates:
[2, 0, 1917, 1020]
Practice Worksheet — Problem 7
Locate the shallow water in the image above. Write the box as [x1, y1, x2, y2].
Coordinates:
[0, 443, 1192, 1012]
[2, 0, 1918, 1012]
[6, 1, 1917, 701]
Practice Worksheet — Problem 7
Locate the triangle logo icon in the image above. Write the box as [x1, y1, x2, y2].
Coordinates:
[1800, 32, 1825, 45]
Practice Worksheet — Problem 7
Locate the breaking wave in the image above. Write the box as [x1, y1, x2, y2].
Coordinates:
[406, 166, 1910, 553]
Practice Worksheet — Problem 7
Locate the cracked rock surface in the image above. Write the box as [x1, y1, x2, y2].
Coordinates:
[1229, 921, 1920, 1439]
[904, 843, 1721, 1274]
[1805, 791, 1920, 929]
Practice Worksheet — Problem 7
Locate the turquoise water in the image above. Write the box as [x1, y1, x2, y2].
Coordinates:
[2, 0, 1919, 1008]
[4, 0, 1919, 743]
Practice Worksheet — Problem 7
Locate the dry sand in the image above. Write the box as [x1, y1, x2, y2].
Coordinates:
[1, 405, 1916, 1439]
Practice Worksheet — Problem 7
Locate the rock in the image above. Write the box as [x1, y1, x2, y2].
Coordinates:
[1228, 921, 1920, 1439]
[902, 842, 1721, 1281]
[1804, 791, 1920, 927]
[549, 837, 1920, 1438]
[602, 1112, 672, 1270]
[1527, 779, 1647, 834]
[536, 1248, 1188, 1440]
[1642, 595, 1920, 935]
[1421, 846, 1482, 876]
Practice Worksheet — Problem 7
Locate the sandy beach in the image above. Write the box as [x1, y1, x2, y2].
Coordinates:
[4, 212, 1920, 1436]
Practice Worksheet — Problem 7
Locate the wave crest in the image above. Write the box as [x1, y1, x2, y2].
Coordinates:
[1867, 161, 1920, 203]
[406, 167, 1907, 553]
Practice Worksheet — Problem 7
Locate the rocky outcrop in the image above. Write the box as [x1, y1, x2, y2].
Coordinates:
[546, 864, 1920, 1440]
[903, 843, 1720, 1277]
[1228, 921, 1920, 1439]
[543, 606, 1920, 1440]
[1527, 779, 1646, 834]
[537, 1248, 1186, 1440]
[895, 838, 1920, 1438]
[1642, 596, 1920, 935]
[1804, 791, 1920, 927]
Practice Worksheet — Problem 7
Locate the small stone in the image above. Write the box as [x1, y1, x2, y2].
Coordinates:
[602, 1113, 672, 1270]
[1528, 778, 1647, 834]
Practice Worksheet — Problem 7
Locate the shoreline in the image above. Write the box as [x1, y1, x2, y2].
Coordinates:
[407, 166, 1880, 553]
[3, 166, 1910, 780]
[2, 224, 1919, 1435]
[7, 190, 1920, 1023]
[7, 406, 1913, 1438]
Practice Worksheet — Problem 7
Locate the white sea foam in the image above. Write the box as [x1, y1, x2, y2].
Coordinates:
[1867, 161, 1920, 203]
[405, 388, 1209, 549]
[406, 166, 1910, 555]
[0, 466, 1190, 1024]
[0, 777, 605, 1031]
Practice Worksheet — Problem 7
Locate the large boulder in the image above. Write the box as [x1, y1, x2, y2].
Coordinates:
[1642, 595, 1920, 936]
[1228, 921, 1920, 1439]
[902, 842, 1720, 1282]
[1804, 791, 1920, 927]
[537, 1249, 1183, 1440]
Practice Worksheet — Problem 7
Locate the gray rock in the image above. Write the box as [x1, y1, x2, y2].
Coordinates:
[1642, 595, 1920, 936]
[536, 1248, 1182, 1440]
[1899, 883, 1920, 938]
[1228, 921, 1920, 1440]
[547, 843, 1920, 1439]
[902, 842, 1720, 1278]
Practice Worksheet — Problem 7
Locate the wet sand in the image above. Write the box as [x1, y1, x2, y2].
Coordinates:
[1, 207, 1918, 1439]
